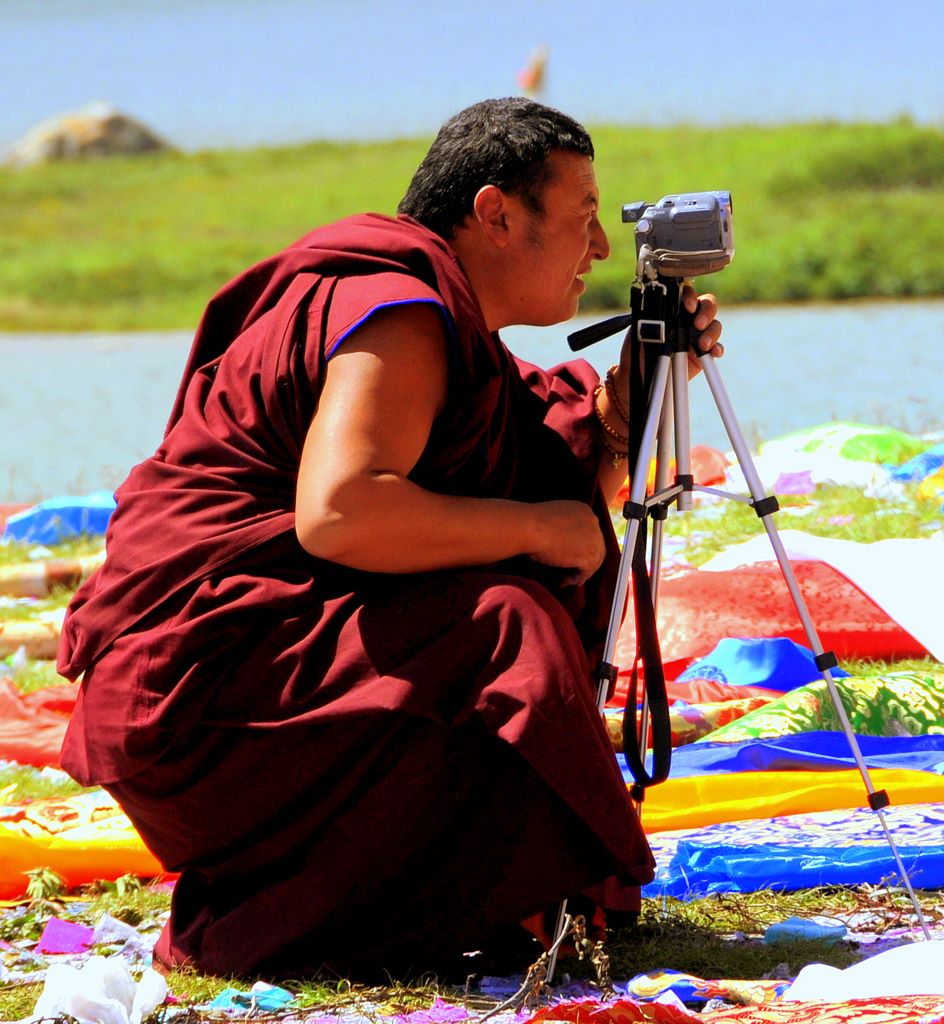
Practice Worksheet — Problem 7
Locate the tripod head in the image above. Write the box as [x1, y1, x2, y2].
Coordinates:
[566, 274, 701, 355]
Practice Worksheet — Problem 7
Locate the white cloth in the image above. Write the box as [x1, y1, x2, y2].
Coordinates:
[700, 530, 944, 661]
[783, 939, 944, 1001]
[23, 955, 166, 1024]
[723, 450, 897, 495]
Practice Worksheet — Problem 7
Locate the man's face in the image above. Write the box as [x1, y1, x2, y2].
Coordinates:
[508, 150, 610, 327]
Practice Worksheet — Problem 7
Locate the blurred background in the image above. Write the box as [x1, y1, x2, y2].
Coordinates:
[4, 0, 942, 150]
[2, 0, 943, 501]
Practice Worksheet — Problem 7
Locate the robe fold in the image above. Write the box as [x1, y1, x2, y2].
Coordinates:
[57, 213, 653, 977]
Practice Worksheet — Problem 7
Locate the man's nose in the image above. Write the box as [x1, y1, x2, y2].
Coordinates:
[591, 217, 610, 261]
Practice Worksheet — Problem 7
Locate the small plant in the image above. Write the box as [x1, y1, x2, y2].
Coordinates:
[24, 866, 67, 903]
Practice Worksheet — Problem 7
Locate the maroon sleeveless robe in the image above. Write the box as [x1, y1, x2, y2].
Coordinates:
[58, 214, 652, 977]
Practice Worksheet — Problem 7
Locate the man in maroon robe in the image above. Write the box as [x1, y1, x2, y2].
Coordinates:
[57, 98, 722, 979]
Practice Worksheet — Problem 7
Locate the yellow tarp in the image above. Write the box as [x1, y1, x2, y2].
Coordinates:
[641, 768, 944, 834]
[0, 770, 942, 898]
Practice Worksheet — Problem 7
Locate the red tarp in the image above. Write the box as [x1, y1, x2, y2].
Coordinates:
[0, 676, 75, 767]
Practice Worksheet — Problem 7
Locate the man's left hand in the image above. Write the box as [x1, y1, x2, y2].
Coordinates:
[682, 284, 723, 376]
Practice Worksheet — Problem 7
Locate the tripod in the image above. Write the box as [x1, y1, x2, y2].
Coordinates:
[545, 275, 931, 984]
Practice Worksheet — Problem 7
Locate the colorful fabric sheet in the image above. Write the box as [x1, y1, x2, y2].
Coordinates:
[719, 420, 930, 497]
[759, 423, 928, 465]
[529, 999, 698, 1023]
[35, 916, 95, 954]
[525, 994, 944, 1023]
[604, 698, 770, 752]
[701, 532, 944, 662]
[0, 790, 164, 898]
[0, 505, 31, 531]
[890, 442, 944, 484]
[916, 467, 944, 501]
[783, 938, 944, 1001]
[651, 798, 944, 847]
[648, 834, 944, 897]
[663, 679, 783, 705]
[613, 561, 926, 691]
[701, 671, 944, 744]
[626, 969, 787, 1006]
[645, 802, 944, 897]
[706, 995, 944, 1022]
[667, 732, 944, 776]
[638, 768, 944, 834]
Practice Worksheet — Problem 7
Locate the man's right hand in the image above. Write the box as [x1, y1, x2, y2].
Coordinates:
[525, 500, 606, 586]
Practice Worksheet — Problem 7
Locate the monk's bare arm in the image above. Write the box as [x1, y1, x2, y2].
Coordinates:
[295, 304, 605, 583]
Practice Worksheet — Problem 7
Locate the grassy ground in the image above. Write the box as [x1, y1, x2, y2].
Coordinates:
[2, 115, 942, 1019]
[0, 479, 941, 1019]
[1, 119, 943, 330]
[661, 484, 944, 565]
[0, 880, 938, 1021]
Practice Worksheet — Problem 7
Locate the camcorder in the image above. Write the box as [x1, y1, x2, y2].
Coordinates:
[623, 190, 734, 279]
[567, 189, 734, 353]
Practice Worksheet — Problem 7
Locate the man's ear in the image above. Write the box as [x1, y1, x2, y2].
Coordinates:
[471, 184, 511, 248]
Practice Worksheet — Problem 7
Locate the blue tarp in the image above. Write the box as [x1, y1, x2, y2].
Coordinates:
[665, 732, 944, 777]
[889, 442, 944, 482]
[675, 637, 848, 692]
[2, 492, 116, 545]
[617, 733, 944, 787]
[644, 841, 944, 898]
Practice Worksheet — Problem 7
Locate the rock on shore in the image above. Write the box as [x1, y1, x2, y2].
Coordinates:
[4, 101, 173, 167]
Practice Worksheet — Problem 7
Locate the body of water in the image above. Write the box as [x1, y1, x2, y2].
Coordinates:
[2, 300, 942, 504]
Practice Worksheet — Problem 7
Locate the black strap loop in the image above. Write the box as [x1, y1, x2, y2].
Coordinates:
[620, 519, 672, 790]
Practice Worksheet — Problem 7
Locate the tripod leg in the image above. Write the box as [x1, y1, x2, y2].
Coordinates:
[649, 374, 675, 600]
[671, 350, 693, 512]
[639, 353, 697, 801]
[697, 351, 932, 939]
[545, 353, 674, 986]
[598, 352, 673, 705]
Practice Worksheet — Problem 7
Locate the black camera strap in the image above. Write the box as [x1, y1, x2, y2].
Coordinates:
[620, 285, 672, 796]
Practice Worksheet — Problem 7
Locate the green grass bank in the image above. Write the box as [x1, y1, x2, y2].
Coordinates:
[2, 119, 943, 331]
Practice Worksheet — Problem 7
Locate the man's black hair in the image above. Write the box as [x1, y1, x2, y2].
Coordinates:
[398, 97, 594, 239]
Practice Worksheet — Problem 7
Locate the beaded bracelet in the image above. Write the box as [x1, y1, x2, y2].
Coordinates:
[593, 385, 630, 445]
[604, 365, 631, 425]
[593, 385, 629, 467]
